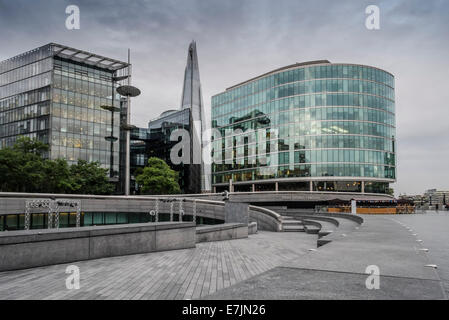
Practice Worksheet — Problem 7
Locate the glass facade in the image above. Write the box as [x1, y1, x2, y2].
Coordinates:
[211, 62, 396, 193]
[0, 211, 223, 231]
[50, 56, 120, 172]
[0, 44, 128, 178]
[130, 108, 202, 194]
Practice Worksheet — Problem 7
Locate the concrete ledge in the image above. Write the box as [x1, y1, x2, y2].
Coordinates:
[248, 222, 258, 235]
[196, 223, 248, 243]
[0, 222, 196, 272]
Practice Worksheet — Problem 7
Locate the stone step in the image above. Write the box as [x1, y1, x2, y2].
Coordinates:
[282, 225, 305, 232]
[282, 220, 303, 225]
[304, 226, 320, 234]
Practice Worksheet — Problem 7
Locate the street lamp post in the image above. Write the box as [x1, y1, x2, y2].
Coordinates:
[116, 49, 141, 196]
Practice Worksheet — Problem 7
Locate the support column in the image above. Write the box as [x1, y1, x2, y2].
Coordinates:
[361, 181, 365, 193]
[229, 179, 233, 192]
[275, 182, 279, 192]
[252, 184, 255, 192]
[310, 181, 313, 192]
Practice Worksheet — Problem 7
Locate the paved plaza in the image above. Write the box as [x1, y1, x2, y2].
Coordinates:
[0, 231, 316, 300]
[0, 213, 448, 300]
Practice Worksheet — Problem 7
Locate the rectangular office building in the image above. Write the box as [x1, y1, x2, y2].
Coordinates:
[0, 43, 129, 178]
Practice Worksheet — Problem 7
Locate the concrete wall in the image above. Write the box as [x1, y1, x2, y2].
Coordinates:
[0, 193, 283, 232]
[0, 222, 195, 272]
[248, 222, 258, 235]
[196, 223, 248, 243]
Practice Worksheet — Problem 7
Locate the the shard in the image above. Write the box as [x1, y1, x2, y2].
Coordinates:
[180, 41, 211, 192]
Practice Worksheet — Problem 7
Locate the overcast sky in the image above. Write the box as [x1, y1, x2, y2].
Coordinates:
[0, 0, 448, 196]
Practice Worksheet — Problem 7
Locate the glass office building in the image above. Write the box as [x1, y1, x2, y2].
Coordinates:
[130, 108, 201, 194]
[130, 41, 206, 194]
[0, 43, 129, 178]
[211, 60, 396, 194]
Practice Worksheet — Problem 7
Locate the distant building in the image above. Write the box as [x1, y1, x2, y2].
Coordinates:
[423, 189, 449, 208]
[399, 189, 449, 209]
[130, 108, 195, 193]
[130, 41, 208, 194]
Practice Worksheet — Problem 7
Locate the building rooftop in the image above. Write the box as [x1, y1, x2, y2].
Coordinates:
[226, 60, 331, 91]
[49, 43, 129, 71]
[0, 43, 129, 72]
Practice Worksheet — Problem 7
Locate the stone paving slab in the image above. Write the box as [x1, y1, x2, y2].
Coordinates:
[205, 215, 447, 300]
[0, 231, 316, 300]
[391, 213, 449, 296]
[282, 216, 441, 280]
[1, 214, 447, 300]
[204, 267, 446, 300]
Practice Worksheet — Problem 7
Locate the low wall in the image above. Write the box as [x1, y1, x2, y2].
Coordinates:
[196, 223, 248, 243]
[248, 222, 258, 235]
[0, 193, 282, 232]
[0, 222, 195, 272]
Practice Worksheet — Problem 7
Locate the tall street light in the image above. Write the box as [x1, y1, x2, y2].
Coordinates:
[100, 75, 125, 180]
[116, 49, 141, 196]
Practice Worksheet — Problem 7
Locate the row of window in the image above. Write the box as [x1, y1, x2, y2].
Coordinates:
[213, 163, 396, 184]
[213, 93, 395, 121]
[53, 74, 116, 99]
[0, 86, 50, 112]
[0, 71, 51, 100]
[214, 121, 395, 141]
[213, 78, 394, 114]
[213, 149, 395, 171]
[217, 181, 389, 194]
[52, 105, 119, 125]
[212, 134, 394, 154]
[0, 116, 49, 138]
[0, 45, 51, 74]
[63, 122, 118, 141]
[212, 64, 394, 107]
[0, 57, 52, 87]
[0, 131, 48, 149]
[213, 106, 395, 128]
[0, 102, 50, 125]
[52, 89, 118, 110]
[54, 57, 115, 82]
[50, 146, 119, 170]
[51, 132, 118, 151]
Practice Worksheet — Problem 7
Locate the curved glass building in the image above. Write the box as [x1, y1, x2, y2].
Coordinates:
[211, 60, 395, 194]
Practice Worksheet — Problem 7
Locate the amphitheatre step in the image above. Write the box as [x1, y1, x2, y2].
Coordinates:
[282, 225, 305, 232]
[304, 226, 320, 234]
[282, 220, 303, 226]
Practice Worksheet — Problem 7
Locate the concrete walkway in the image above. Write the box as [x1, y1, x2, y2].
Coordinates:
[0, 231, 316, 300]
[1, 214, 447, 300]
[391, 212, 449, 297]
[206, 215, 447, 300]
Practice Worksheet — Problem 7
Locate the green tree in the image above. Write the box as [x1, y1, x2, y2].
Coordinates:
[0, 137, 48, 192]
[70, 160, 114, 195]
[136, 157, 181, 195]
[41, 159, 75, 194]
[0, 137, 114, 195]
